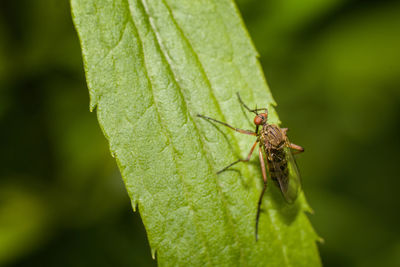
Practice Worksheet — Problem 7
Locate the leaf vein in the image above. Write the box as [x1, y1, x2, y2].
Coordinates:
[93, 17, 129, 70]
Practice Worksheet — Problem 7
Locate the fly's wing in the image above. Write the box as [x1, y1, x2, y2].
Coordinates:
[272, 146, 302, 203]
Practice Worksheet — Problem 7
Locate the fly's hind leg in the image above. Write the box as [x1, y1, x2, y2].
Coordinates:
[217, 141, 258, 174]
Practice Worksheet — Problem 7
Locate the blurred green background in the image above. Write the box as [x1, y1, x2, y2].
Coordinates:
[0, 0, 399, 266]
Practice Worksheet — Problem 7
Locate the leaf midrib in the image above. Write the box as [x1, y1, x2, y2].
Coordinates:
[154, 0, 247, 262]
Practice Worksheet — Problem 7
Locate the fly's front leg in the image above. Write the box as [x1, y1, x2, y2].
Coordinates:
[255, 146, 268, 241]
[197, 114, 256, 136]
[217, 140, 258, 174]
[237, 93, 267, 114]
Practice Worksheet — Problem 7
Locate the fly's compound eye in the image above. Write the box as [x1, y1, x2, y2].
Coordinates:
[254, 113, 268, 125]
[254, 115, 263, 125]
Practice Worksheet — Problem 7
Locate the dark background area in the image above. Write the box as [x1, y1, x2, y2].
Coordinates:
[0, 0, 399, 266]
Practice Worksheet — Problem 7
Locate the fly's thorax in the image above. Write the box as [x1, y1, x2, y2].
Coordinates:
[260, 124, 287, 150]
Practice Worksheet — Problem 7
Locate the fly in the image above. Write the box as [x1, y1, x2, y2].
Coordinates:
[197, 93, 304, 240]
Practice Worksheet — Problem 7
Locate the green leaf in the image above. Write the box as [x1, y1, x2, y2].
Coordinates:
[71, 0, 321, 266]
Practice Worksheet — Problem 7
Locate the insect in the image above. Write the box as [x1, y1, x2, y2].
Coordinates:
[197, 93, 304, 240]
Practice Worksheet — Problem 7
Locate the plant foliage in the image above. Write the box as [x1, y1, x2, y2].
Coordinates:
[71, 0, 321, 265]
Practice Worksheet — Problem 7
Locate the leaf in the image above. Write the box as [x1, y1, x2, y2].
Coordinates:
[71, 0, 322, 266]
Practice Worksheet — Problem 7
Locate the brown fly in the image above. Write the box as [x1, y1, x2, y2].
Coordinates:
[197, 93, 304, 240]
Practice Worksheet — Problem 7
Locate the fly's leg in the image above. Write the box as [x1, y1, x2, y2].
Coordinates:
[197, 114, 256, 136]
[255, 146, 268, 241]
[282, 128, 304, 154]
[289, 143, 304, 154]
[236, 93, 267, 114]
[217, 141, 258, 174]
